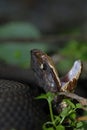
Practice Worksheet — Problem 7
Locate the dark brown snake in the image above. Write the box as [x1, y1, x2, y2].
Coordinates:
[0, 49, 82, 130]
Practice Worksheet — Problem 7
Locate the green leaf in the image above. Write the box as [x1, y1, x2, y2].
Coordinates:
[43, 126, 54, 130]
[56, 125, 65, 130]
[0, 43, 49, 68]
[46, 92, 55, 103]
[69, 112, 76, 120]
[54, 116, 61, 124]
[63, 99, 75, 109]
[36, 92, 55, 104]
[76, 103, 82, 109]
[60, 107, 70, 118]
[76, 122, 83, 128]
[60, 42, 87, 61]
[0, 22, 40, 38]
[36, 93, 47, 100]
[42, 122, 54, 130]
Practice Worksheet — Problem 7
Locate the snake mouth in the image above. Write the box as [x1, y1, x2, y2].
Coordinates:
[60, 60, 82, 92]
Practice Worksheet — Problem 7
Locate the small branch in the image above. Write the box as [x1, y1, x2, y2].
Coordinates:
[0, 34, 87, 43]
[58, 92, 87, 107]
[77, 116, 87, 121]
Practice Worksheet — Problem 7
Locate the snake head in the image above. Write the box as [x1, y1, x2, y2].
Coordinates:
[31, 49, 82, 93]
[31, 49, 61, 93]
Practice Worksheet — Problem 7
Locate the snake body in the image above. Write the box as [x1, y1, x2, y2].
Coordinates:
[0, 79, 47, 130]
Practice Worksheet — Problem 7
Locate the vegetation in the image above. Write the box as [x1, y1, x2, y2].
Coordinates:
[37, 92, 84, 130]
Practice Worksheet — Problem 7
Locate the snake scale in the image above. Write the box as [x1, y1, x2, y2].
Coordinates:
[0, 49, 82, 130]
[0, 79, 48, 130]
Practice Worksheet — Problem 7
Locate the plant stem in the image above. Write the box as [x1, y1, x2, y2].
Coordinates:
[59, 116, 65, 124]
[48, 101, 56, 128]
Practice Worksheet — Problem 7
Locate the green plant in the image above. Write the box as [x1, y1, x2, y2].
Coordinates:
[37, 92, 83, 130]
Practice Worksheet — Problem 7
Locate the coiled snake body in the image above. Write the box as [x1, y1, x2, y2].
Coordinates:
[0, 79, 47, 130]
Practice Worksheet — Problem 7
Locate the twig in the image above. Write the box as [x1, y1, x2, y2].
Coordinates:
[0, 34, 87, 43]
[58, 92, 87, 107]
[77, 116, 87, 121]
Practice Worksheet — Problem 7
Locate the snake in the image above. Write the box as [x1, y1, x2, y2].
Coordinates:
[0, 49, 82, 130]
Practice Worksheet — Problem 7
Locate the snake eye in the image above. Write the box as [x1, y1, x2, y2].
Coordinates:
[40, 63, 47, 70]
